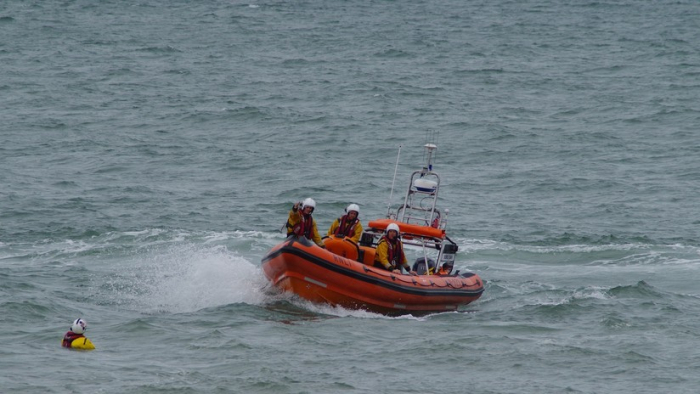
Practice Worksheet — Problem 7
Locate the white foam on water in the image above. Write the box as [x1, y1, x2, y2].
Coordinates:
[456, 237, 654, 254]
[120, 243, 269, 314]
[294, 298, 430, 321]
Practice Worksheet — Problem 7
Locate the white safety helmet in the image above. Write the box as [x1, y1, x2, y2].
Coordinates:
[386, 223, 400, 235]
[301, 198, 316, 209]
[71, 318, 87, 334]
[345, 204, 360, 215]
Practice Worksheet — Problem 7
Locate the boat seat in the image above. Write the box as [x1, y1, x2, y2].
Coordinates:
[359, 246, 376, 266]
[323, 236, 359, 261]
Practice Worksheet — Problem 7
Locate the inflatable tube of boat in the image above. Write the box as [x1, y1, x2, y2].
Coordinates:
[368, 219, 445, 239]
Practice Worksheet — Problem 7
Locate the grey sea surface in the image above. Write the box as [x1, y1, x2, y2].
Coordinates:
[2, 1, 700, 393]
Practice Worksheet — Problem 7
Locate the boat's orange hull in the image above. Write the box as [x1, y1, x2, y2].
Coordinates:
[261, 236, 484, 315]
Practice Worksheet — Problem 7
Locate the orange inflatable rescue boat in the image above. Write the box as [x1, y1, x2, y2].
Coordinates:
[262, 143, 484, 315]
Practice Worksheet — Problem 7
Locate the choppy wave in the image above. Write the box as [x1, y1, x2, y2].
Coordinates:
[4, 0, 700, 392]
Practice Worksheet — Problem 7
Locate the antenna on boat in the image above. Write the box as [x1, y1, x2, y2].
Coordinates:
[423, 143, 437, 173]
[422, 131, 439, 173]
[387, 145, 402, 218]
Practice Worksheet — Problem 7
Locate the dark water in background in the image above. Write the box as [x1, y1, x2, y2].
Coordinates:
[2, 1, 700, 393]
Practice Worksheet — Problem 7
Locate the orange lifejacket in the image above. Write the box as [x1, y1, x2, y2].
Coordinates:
[333, 215, 359, 237]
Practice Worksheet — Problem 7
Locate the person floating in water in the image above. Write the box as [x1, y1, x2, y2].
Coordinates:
[61, 318, 95, 350]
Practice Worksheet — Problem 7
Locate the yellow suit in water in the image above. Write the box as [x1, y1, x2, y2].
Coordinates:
[62, 333, 95, 350]
[70, 337, 95, 350]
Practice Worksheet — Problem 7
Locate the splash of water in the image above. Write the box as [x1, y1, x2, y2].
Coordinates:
[103, 242, 269, 314]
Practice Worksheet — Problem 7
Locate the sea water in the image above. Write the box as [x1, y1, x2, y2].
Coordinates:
[2, 1, 700, 393]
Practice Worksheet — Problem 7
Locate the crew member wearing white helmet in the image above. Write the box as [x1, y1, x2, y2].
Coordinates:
[61, 318, 95, 350]
[286, 198, 324, 247]
[374, 223, 417, 275]
[327, 203, 363, 243]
